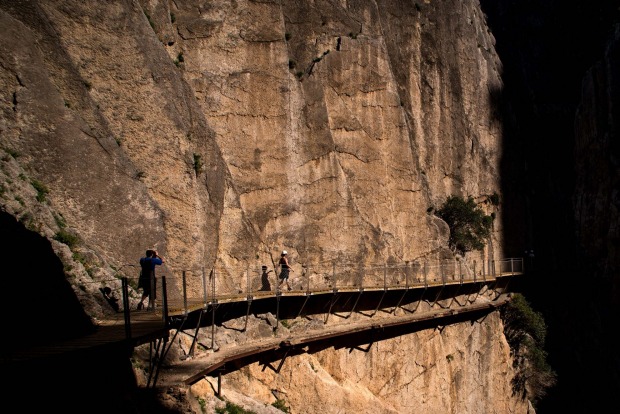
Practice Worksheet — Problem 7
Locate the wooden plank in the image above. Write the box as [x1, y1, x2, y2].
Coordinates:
[1, 310, 169, 365]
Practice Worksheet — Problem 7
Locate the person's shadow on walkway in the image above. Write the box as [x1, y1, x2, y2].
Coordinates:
[260, 266, 273, 291]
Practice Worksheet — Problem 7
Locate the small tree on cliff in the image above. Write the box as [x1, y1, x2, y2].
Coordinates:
[500, 293, 556, 404]
[435, 195, 493, 254]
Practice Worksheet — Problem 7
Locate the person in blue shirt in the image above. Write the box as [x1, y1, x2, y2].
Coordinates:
[137, 249, 164, 310]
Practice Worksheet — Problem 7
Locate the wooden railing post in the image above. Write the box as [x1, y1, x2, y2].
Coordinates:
[440, 260, 445, 285]
[149, 271, 156, 310]
[212, 267, 216, 301]
[211, 267, 216, 350]
[122, 277, 131, 340]
[182, 270, 188, 315]
[405, 262, 410, 289]
[202, 267, 208, 307]
[384, 263, 387, 289]
[161, 276, 168, 323]
[473, 261, 477, 283]
[275, 290, 281, 332]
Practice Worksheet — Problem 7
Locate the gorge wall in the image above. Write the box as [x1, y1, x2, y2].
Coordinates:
[480, 1, 620, 412]
[184, 307, 527, 414]
[0, 0, 535, 413]
[0, 0, 507, 292]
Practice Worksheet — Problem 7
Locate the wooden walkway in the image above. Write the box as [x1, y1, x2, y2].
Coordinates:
[1, 259, 524, 390]
[1, 310, 168, 366]
[163, 295, 513, 387]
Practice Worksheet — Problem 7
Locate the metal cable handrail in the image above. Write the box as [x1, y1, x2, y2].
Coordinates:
[84, 257, 524, 386]
[86, 258, 524, 317]
[136, 257, 524, 315]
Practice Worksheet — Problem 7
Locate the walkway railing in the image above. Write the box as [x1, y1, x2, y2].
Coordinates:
[77, 257, 523, 387]
[87, 258, 522, 329]
[152, 257, 523, 315]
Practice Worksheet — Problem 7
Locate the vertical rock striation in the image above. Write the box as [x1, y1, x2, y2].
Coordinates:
[0, 0, 525, 412]
[1, 0, 504, 290]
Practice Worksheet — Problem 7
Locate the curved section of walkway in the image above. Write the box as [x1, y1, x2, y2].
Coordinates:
[155, 293, 513, 387]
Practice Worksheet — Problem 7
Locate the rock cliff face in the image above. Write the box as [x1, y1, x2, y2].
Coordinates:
[479, 0, 620, 410]
[569, 23, 620, 410]
[574, 24, 620, 305]
[181, 297, 528, 414]
[0, 0, 526, 412]
[239, 313, 520, 414]
[0, 0, 504, 281]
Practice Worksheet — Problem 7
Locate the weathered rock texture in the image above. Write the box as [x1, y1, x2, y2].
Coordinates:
[155, 292, 529, 414]
[478, 2, 620, 412]
[218, 311, 520, 414]
[1, 0, 504, 285]
[570, 22, 620, 408]
[0, 0, 524, 413]
[574, 24, 620, 302]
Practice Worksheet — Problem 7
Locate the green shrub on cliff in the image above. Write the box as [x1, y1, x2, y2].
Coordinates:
[435, 195, 493, 254]
[501, 293, 556, 404]
[215, 401, 256, 414]
[53, 229, 79, 248]
[272, 399, 290, 413]
[31, 178, 48, 202]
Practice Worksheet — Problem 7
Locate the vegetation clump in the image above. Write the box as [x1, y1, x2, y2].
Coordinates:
[144, 11, 155, 30]
[486, 192, 500, 206]
[31, 179, 49, 202]
[193, 153, 203, 175]
[53, 229, 79, 248]
[211, 397, 289, 413]
[500, 293, 556, 404]
[435, 195, 493, 254]
[215, 401, 256, 414]
[174, 52, 184, 67]
[2, 147, 19, 159]
[271, 399, 290, 413]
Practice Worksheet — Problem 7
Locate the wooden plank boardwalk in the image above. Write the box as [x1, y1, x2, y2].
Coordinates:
[1, 310, 168, 366]
[156, 295, 513, 387]
[0, 263, 523, 386]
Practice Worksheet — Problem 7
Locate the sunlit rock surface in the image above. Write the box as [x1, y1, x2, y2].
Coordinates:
[0, 0, 525, 412]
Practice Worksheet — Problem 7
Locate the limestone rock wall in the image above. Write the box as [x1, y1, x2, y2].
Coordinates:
[0, 1, 518, 412]
[574, 24, 620, 292]
[185, 304, 528, 414]
[1, 0, 503, 294]
[570, 23, 620, 400]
